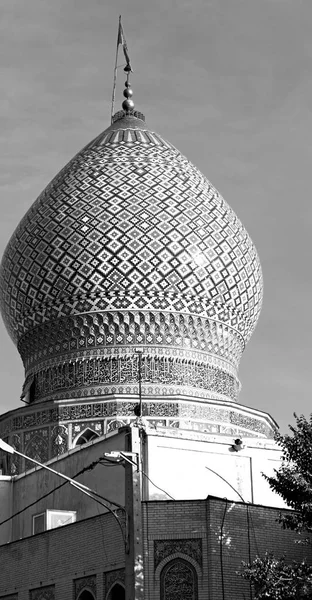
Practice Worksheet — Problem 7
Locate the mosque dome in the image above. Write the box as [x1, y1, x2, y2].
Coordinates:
[0, 101, 263, 408]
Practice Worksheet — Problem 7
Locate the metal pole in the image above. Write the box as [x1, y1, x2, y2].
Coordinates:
[138, 351, 142, 417]
[111, 15, 121, 124]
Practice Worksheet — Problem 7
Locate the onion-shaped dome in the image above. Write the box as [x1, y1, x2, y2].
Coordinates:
[0, 104, 263, 406]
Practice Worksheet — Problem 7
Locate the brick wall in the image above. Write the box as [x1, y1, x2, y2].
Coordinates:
[144, 497, 312, 600]
[143, 500, 208, 600]
[207, 496, 312, 600]
[0, 512, 125, 599]
[2, 496, 311, 599]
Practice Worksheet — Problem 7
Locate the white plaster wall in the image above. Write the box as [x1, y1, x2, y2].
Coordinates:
[145, 431, 286, 508]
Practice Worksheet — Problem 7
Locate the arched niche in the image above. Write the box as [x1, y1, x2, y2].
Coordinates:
[160, 557, 198, 600]
[77, 590, 95, 600]
[74, 428, 99, 447]
[106, 582, 125, 600]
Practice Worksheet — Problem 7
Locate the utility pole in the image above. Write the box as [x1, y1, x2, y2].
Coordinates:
[124, 426, 144, 600]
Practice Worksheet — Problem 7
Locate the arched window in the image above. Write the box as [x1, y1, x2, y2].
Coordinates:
[74, 428, 99, 446]
[160, 558, 198, 600]
[78, 590, 95, 600]
[106, 583, 125, 600]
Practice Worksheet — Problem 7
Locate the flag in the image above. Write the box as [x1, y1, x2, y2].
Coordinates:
[117, 18, 132, 72]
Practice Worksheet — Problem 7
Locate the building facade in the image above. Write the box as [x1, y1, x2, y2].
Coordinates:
[0, 72, 305, 599]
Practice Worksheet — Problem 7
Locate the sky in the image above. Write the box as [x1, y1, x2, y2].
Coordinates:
[0, 0, 311, 433]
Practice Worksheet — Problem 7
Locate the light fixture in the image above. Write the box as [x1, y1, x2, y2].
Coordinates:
[232, 438, 244, 452]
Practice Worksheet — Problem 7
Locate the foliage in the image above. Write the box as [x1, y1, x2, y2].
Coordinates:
[239, 414, 312, 598]
[264, 413, 312, 537]
[239, 552, 312, 599]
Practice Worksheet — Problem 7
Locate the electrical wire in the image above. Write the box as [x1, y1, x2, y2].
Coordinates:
[140, 470, 175, 500]
[247, 508, 260, 556]
[205, 465, 246, 502]
[99, 455, 175, 500]
[205, 466, 255, 600]
[246, 505, 253, 600]
[220, 498, 228, 600]
[0, 458, 125, 531]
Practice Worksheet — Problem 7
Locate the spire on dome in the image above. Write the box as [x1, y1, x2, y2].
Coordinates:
[111, 16, 139, 123]
[111, 19, 145, 124]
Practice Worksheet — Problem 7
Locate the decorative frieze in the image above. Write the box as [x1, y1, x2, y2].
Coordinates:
[31, 355, 239, 403]
[0, 396, 275, 471]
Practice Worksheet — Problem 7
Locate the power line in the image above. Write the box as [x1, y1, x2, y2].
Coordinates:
[220, 498, 228, 600]
[0, 458, 125, 531]
[141, 470, 175, 501]
[99, 456, 175, 500]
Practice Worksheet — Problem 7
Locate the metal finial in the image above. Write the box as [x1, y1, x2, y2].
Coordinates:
[122, 79, 135, 113]
[111, 17, 134, 123]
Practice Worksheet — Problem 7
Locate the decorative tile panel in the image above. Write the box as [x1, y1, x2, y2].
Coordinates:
[29, 586, 55, 600]
[103, 568, 125, 596]
[74, 575, 96, 599]
[154, 539, 202, 569]
[160, 558, 198, 600]
[18, 310, 244, 372]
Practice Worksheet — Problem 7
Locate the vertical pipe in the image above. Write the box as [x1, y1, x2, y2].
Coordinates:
[138, 351, 142, 417]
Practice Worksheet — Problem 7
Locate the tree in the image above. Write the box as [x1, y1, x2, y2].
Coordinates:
[239, 414, 312, 599]
[240, 552, 312, 600]
[265, 413, 312, 538]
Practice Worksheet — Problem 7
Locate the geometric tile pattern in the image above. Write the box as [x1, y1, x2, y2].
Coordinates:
[0, 113, 263, 408]
[19, 310, 243, 371]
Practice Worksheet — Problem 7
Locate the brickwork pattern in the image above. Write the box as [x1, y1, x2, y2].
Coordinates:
[0, 513, 124, 599]
[144, 498, 312, 600]
[143, 500, 208, 600]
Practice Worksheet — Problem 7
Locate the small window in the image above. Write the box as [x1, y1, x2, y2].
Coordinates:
[32, 509, 76, 534]
[0, 456, 8, 475]
[33, 512, 45, 534]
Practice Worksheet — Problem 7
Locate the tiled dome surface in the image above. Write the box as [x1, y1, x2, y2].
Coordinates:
[0, 114, 263, 403]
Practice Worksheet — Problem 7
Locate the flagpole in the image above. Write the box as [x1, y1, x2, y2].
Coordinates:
[111, 15, 121, 124]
